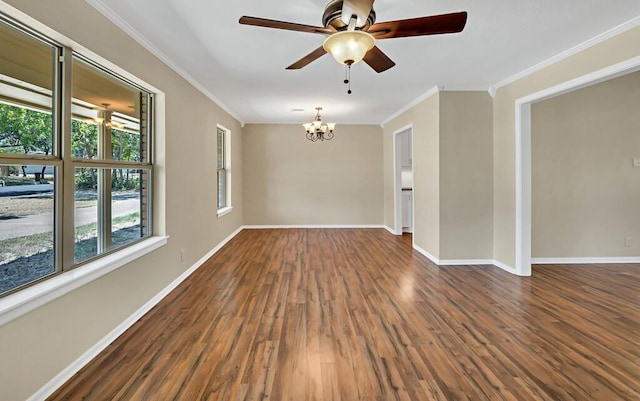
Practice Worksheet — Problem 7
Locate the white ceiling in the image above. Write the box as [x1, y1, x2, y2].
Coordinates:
[91, 0, 640, 125]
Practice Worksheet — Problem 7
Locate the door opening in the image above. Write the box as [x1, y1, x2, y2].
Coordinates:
[394, 125, 413, 236]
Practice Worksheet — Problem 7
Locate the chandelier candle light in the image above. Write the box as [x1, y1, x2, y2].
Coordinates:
[303, 107, 336, 142]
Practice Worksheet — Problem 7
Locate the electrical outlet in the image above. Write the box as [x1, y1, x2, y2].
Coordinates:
[625, 236, 632, 247]
[180, 248, 185, 262]
[633, 158, 640, 167]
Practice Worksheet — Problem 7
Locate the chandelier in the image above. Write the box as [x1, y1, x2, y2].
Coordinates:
[302, 107, 336, 142]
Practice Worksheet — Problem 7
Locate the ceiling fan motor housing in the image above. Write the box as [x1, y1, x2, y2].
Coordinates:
[322, 0, 376, 31]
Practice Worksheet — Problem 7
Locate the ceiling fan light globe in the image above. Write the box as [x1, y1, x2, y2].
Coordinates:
[323, 30, 375, 66]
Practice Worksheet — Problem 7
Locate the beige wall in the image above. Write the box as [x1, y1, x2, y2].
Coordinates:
[383, 92, 493, 260]
[243, 124, 383, 225]
[532, 71, 640, 257]
[0, 1, 243, 400]
[493, 25, 640, 268]
[439, 92, 493, 260]
[383, 93, 441, 257]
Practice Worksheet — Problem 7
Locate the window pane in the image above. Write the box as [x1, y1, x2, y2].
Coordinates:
[72, 57, 148, 162]
[217, 128, 224, 169]
[217, 170, 226, 209]
[71, 118, 98, 159]
[75, 167, 149, 263]
[112, 168, 144, 249]
[0, 164, 55, 295]
[111, 129, 141, 162]
[0, 22, 55, 156]
[71, 120, 143, 161]
[75, 168, 99, 263]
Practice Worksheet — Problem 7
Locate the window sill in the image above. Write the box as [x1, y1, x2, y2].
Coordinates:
[0, 235, 168, 327]
[217, 206, 233, 217]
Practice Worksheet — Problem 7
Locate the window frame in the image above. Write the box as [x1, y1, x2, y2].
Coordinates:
[216, 125, 232, 217]
[68, 54, 154, 267]
[0, 12, 166, 315]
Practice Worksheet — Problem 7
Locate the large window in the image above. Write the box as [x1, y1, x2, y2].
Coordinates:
[0, 17, 154, 296]
[216, 125, 231, 215]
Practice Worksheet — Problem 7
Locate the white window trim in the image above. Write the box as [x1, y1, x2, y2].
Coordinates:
[0, 236, 168, 327]
[217, 206, 233, 217]
[216, 124, 231, 214]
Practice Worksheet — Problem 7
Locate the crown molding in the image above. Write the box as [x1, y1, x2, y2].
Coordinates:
[489, 15, 640, 95]
[85, 0, 244, 126]
[381, 85, 441, 127]
[380, 84, 494, 127]
[438, 85, 491, 92]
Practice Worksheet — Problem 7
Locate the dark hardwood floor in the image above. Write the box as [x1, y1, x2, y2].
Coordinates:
[48, 229, 640, 400]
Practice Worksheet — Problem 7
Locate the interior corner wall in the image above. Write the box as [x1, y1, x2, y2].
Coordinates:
[439, 92, 494, 260]
[242, 124, 383, 226]
[0, 1, 243, 400]
[383, 91, 494, 261]
[531, 71, 640, 258]
[492, 25, 640, 268]
[383, 93, 441, 258]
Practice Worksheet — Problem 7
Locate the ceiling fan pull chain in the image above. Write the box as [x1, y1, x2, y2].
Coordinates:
[347, 65, 352, 94]
[344, 65, 349, 85]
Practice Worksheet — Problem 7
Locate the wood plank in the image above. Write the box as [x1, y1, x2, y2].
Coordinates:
[47, 229, 640, 401]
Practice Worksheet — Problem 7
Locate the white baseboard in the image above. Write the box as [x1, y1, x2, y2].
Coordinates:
[243, 224, 385, 229]
[492, 260, 519, 275]
[438, 259, 494, 266]
[412, 244, 519, 274]
[412, 244, 440, 265]
[532, 257, 640, 265]
[383, 225, 400, 235]
[28, 226, 243, 401]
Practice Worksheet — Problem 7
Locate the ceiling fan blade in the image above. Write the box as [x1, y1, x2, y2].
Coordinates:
[239, 16, 335, 35]
[363, 46, 395, 73]
[286, 46, 327, 70]
[341, 0, 375, 27]
[368, 11, 467, 40]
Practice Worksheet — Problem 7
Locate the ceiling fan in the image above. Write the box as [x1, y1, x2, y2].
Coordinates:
[239, 0, 467, 73]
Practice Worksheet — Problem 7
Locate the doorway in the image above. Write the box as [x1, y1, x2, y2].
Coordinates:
[515, 56, 640, 276]
[394, 125, 413, 235]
